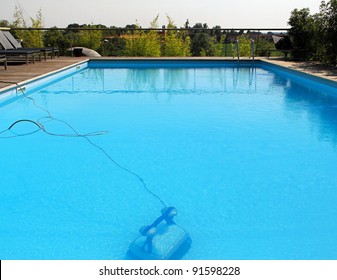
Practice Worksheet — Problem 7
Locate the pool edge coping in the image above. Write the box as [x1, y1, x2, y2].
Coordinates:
[1, 57, 337, 96]
[259, 58, 337, 88]
[0, 59, 90, 94]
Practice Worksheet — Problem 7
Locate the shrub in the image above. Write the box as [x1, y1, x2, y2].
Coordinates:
[124, 17, 161, 57]
[162, 16, 191, 56]
[232, 34, 251, 57]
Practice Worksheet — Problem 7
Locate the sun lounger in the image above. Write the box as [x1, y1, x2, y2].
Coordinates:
[0, 55, 7, 70]
[2, 30, 59, 60]
[268, 35, 309, 60]
[0, 49, 40, 64]
[0, 31, 41, 64]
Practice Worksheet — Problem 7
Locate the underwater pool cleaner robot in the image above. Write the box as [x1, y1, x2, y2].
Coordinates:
[129, 207, 190, 260]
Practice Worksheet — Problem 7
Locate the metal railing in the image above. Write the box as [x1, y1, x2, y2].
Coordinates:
[6, 27, 290, 57]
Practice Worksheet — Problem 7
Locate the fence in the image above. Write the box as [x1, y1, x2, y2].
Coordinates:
[8, 27, 290, 57]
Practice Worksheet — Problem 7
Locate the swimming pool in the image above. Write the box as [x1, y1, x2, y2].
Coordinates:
[1, 59, 337, 260]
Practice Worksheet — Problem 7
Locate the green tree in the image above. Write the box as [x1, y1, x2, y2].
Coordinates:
[190, 23, 221, 56]
[317, 0, 337, 65]
[11, 4, 27, 43]
[288, 8, 315, 59]
[208, 34, 226, 56]
[26, 9, 45, 47]
[77, 25, 103, 50]
[144, 16, 161, 56]
[0, 20, 10, 27]
[232, 34, 251, 57]
[43, 27, 70, 54]
[105, 37, 126, 56]
[288, 0, 337, 64]
[124, 16, 161, 56]
[162, 16, 190, 56]
[63, 24, 81, 49]
[255, 37, 275, 56]
[212, 25, 222, 42]
[12, 4, 26, 28]
[12, 6, 44, 48]
[191, 32, 210, 56]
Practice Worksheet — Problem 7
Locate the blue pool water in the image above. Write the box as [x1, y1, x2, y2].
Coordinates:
[1, 60, 337, 260]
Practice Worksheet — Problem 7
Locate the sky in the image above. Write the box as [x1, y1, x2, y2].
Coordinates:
[1, 0, 322, 28]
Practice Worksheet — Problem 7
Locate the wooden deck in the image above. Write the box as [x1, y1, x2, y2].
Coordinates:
[0, 57, 87, 89]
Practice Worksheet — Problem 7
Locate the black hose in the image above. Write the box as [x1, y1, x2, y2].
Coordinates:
[0, 80, 167, 208]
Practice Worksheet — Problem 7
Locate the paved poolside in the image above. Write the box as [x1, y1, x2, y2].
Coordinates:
[262, 57, 337, 83]
[1, 57, 337, 90]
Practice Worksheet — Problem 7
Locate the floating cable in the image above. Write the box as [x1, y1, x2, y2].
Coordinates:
[0, 80, 167, 208]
